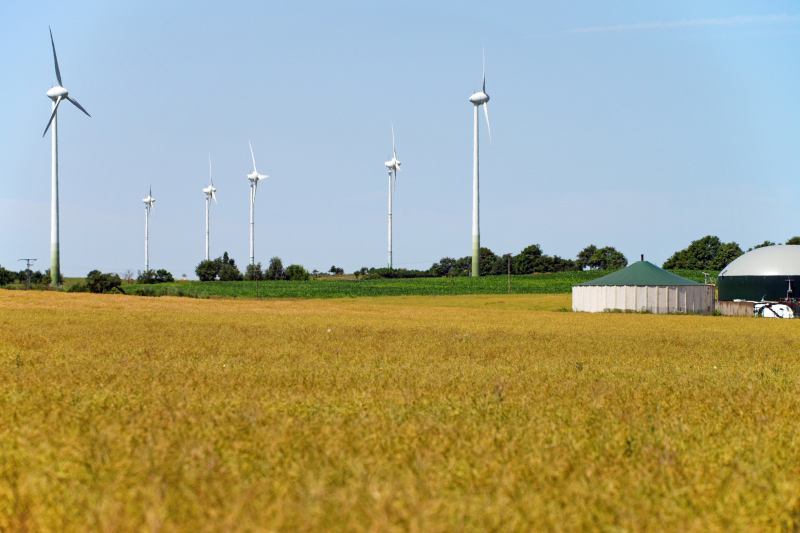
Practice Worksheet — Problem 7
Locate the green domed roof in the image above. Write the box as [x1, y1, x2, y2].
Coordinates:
[577, 261, 701, 286]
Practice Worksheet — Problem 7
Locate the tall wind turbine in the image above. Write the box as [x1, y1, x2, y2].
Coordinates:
[247, 141, 268, 266]
[143, 185, 155, 272]
[42, 27, 91, 287]
[468, 46, 491, 277]
[203, 155, 217, 260]
[384, 123, 401, 269]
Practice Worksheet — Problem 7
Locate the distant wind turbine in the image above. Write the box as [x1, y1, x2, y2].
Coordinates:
[42, 27, 91, 286]
[468, 45, 491, 277]
[384, 123, 401, 269]
[143, 185, 155, 272]
[247, 141, 268, 266]
[203, 154, 217, 261]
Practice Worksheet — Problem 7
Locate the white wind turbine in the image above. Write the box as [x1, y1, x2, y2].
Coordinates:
[384, 123, 401, 269]
[143, 185, 155, 272]
[468, 46, 491, 277]
[203, 155, 217, 260]
[247, 141, 268, 266]
[42, 27, 91, 287]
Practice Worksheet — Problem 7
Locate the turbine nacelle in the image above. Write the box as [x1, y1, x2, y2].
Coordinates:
[247, 172, 267, 183]
[143, 196, 155, 210]
[385, 158, 401, 171]
[46, 86, 68, 100]
[203, 185, 217, 196]
[469, 91, 490, 105]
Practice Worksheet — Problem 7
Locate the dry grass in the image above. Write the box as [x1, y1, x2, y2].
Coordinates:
[2, 290, 800, 531]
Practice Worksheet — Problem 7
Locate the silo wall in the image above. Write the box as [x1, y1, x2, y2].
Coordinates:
[717, 275, 799, 302]
[572, 285, 714, 314]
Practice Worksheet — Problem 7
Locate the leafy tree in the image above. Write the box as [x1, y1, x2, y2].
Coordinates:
[218, 263, 243, 281]
[748, 240, 776, 252]
[710, 242, 744, 270]
[515, 244, 544, 274]
[266, 257, 285, 280]
[430, 257, 458, 277]
[86, 270, 122, 294]
[285, 264, 310, 281]
[195, 260, 219, 281]
[588, 247, 627, 270]
[136, 270, 156, 284]
[221, 252, 236, 267]
[244, 262, 263, 281]
[155, 269, 174, 283]
[576, 245, 597, 270]
[663, 236, 742, 270]
[0, 265, 16, 286]
[787, 237, 800, 245]
[478, 247, 498, 276]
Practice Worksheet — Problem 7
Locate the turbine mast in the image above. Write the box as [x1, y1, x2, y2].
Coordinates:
[205, 194, 210, 261]
[250, 183, 255, 266]
[472, 104, 480, 277]
[144, 204, 149, 272]
[50, 100, 60, 286]
[388, 167, 393, 269]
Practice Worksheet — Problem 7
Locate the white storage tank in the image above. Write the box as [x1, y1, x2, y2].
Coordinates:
[572, 260, 714, 314]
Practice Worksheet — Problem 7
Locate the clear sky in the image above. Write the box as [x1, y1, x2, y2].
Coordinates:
[2, 1, 799, 277]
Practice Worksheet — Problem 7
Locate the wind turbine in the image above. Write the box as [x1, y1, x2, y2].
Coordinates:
[42, 27, 91, 287]
[143, 185, 155, 272]
[468, 46, 491, 277]
[384, 123, 401, 269]
[203, 154, 217, 260]
[247, 141, 268, 266]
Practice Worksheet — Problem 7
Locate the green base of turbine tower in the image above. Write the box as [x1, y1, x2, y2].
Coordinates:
[50, 243, 60, 287]
[472, 235, 480, 277]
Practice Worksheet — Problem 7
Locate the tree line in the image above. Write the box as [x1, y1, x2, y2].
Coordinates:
[661, 236, 800, 271]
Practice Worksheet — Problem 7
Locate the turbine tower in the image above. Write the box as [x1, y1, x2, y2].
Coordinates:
[42, 27, 91, 287]
[468, 46, 491, 277]
[203, 155, 217, 260]
[384, 123, 401, 269]
[247, 141, 268, 266]
[143, 185, 155, 272]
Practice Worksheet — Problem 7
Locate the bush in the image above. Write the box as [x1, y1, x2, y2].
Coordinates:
[196, 260, 218, 281]
[218, 263, 243, 281]
[285, 264, 310, 281]
[66, 282, 89, 293]
[136, 269, 174, 284]
[86, 270, 123, 294]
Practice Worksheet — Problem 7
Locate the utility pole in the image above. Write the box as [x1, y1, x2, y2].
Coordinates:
[18, 259, 37, 290]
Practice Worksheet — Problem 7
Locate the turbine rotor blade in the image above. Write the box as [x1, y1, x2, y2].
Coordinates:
[483, 102, 491, 143]
[42, 96, 62, 137]
[49, 27, 62, 87]
[209, 153, 213, 186]
[391, 122, 396, 158]
[482, 41, 486, 93]
[249, 140, 257, 173]
[212, 191, 217, 205]
[66, 96, 90, 117]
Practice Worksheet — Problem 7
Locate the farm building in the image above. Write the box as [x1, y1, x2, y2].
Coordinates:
[572, 260, 714, 314]
[717, 245, 800, 301]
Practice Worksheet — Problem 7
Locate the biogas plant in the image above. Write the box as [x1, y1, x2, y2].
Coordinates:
[716, 245, 800, 318]
[572, 246, 800, 318]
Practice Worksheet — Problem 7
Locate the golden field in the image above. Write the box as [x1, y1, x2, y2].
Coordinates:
[2, 290, 800, 531]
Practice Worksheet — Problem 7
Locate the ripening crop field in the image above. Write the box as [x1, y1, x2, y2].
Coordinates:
[2, 290, 799, 530]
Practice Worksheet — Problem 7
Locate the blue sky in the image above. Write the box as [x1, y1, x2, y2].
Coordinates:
[2, 1, 799, 277]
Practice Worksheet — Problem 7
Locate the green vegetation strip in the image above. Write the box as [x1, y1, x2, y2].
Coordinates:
[123, 270, 716, 299]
